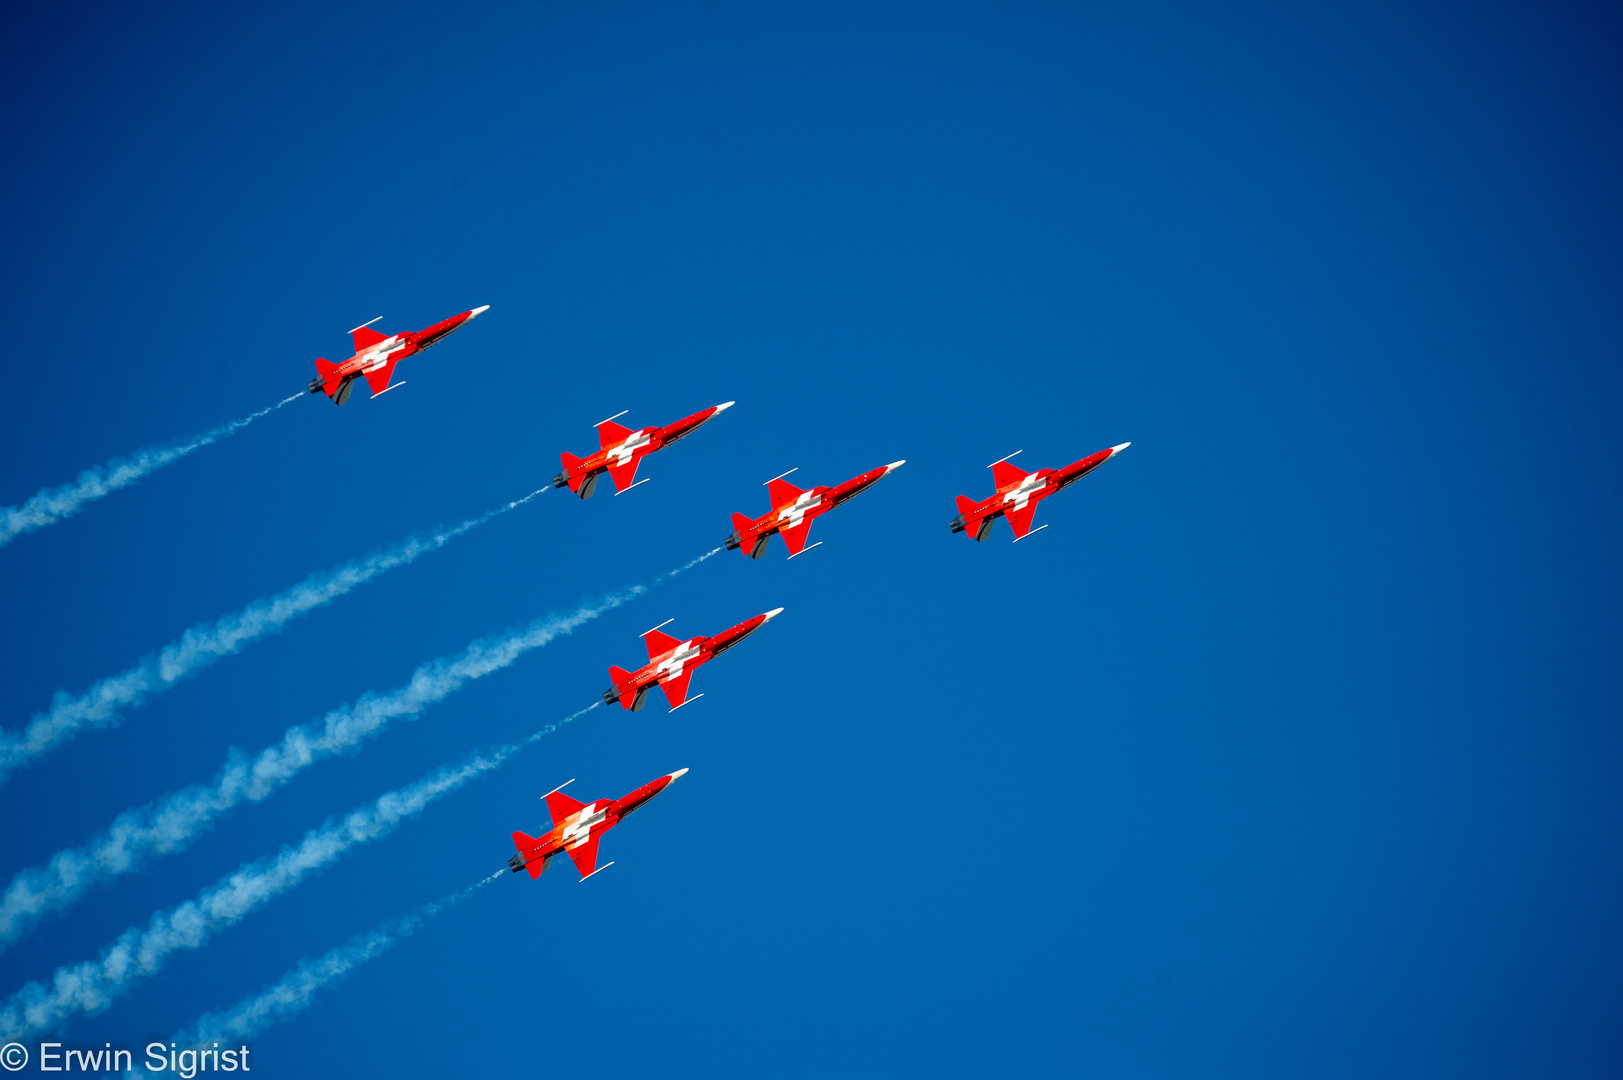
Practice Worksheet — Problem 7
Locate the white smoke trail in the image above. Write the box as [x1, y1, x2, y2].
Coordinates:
[0, 488, 550, 787]
[0, 394, 302, 550]
[0, 707, 596, 1040]
[173, 871, 503, 1050]
[0, 549, 720, 950]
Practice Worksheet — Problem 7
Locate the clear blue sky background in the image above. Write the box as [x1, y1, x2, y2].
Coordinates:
[1, 1, 1620, 1076]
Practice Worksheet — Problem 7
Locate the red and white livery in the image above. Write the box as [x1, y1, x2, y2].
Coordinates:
[553, 402, 733, 498]
[726, 460, 906, 559]
[308, 305, 489, 405]
[604, 608, 782, 711]
[950, 442, 1130, 542]
[508, 769, 688, 881]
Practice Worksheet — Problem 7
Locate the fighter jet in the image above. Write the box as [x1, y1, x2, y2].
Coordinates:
[726, 460, 906, 559]
[950, 443, 1130, 542]
[508, 769, 688, 881]
[308, 305, 489, 405]
[605, 608, 782, 711]
[553, 402, 733, 498]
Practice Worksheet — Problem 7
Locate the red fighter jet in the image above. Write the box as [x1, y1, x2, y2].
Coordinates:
[508, 769, 688, 882]
[950, 442, 1131, 542]
[725, 460, 907, 559]
[605, 608, 783, 711]
[307, 305, 489, 405]
[553, 402, 733, 499]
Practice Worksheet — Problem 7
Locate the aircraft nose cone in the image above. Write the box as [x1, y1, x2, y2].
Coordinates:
[714, 401, 736, 413]
[763, 607, 785, 621]
[885, 459, 907, 471]
[1111, 441, 1131, 454]
[669, 767, 690, 782]
[469, 305, 490, 318]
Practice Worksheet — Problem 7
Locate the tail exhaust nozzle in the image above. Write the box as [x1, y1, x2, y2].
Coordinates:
[951, 496, 982, 537]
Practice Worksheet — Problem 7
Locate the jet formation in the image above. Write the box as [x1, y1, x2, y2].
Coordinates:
[294, 306, 1132, 882]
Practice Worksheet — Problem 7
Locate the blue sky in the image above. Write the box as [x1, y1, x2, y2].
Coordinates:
[1, 1, 1620, 1075]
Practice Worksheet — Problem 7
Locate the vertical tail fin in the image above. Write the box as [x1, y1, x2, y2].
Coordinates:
[314, 358, 345, 402]
[511, 831, 552, 879]
[730, 513, 759, 557]
[608, 664, 639, 710]
[559, 453, 587, 495]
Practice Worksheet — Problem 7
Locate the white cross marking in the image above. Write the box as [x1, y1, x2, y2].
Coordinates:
[360, 337, 407, 371]
[776, 491, 822, 529]
[1002, 474, 1047, 512]
[655, 640, 701, 680]
[609, 431, 652, 467]
[563, 803, 607, 848]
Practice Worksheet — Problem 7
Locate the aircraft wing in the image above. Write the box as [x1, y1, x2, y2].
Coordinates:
[767, 477, 805, 508]
[779, 518, 815, 556]
[597, 420, 633, 448]
[658, 668, 695, 710]
[607, 457, 641, 493]
[565, 833, 603, 878]
[363, 357, 401, 396]
[991, 460, 1029, 490]
[351, 326, 388, 352]
[644, 629, 681, 660]
[545, 790, 587, 826]
[1003, 496, 1044, 540]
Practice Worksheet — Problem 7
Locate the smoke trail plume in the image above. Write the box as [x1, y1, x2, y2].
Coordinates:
[0, 707, 595, 1040]
[0, 488, 550, 787]
[0, 394, 302, 550]
[0, 550, 720, 950]
[174, 871, 502, 1049]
